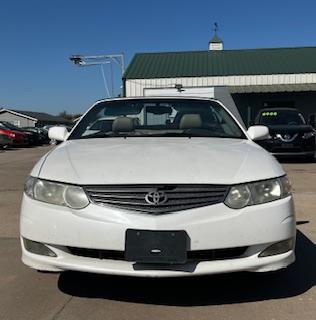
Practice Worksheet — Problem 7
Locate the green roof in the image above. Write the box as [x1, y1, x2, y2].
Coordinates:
[123, 46, 316, 79]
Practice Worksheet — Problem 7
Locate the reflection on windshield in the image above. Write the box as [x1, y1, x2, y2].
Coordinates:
[0, 121, 19, 130]
[259, 110, 306, 126]
[69, 99, 246, 140]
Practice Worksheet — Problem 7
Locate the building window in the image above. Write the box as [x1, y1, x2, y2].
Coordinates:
[13, 120, 21, 127]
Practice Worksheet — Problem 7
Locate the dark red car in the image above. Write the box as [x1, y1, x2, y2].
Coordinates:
[0, 127, 28, 146]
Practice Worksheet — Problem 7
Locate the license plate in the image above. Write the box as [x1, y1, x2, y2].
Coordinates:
[125, 229, 188, 264]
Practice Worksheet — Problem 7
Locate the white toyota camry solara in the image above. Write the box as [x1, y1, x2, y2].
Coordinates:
[20, 97, 296, 277]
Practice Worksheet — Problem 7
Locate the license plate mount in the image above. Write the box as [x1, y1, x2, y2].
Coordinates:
[281, 143, 294, 148]
[125, 229, 188, 264]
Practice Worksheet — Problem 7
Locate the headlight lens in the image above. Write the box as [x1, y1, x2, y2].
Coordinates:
[64, 185, 90, 209]
[34, 179, 66, 206]
[24, 176, 36, 198]
[279, 175, 291, 197]
[24, 177, 89, 209]
[224, 176, 291, 209]
[250, 179, 281, 205]
[302, 131, 315, 139]
[224, 185, 251, 209]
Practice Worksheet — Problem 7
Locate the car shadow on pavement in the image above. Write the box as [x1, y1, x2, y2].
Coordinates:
[58, 230, 315, 306]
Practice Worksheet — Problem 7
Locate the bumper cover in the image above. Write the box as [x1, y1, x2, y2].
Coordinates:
[20, 194, 296, 276]
[21, 239, 295, 276]
[258, 139, 315, 157]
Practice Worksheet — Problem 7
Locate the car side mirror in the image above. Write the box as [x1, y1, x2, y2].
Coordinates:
[247, 125, 270, 141]
[48, 126, 69, 142]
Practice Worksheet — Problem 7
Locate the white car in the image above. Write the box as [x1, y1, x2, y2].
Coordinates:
[20, 97, 296, 277]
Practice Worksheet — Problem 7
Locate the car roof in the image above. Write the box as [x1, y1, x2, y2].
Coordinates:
[259, 107, 300, 112]
[93, 96, 225, 110]
[95, 96, 218, 102]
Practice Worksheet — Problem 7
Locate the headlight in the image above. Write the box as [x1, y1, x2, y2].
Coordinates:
[250, 179, 281, 205]
[224, 176, 291, 209]
[24, 176, 89, 209]
[224, 185, 251, 209]
[302, 131, 315, 139]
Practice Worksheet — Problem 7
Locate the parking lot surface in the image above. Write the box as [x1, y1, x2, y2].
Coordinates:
[0, 146, 315, 320]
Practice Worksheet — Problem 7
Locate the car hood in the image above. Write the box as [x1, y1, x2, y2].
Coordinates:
[37, 138, 284, 185]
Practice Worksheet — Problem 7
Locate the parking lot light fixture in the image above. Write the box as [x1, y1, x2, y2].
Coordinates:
[69, 55, 85, 66]
[69, 53, 125, 97]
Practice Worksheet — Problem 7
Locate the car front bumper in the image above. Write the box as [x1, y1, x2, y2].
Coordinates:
[258, 138, 315, 157]
[272, 151, 315, 157]
[20, 194, 296, 277]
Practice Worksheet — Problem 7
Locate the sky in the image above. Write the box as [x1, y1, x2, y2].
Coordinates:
[0, 0, 316, 115]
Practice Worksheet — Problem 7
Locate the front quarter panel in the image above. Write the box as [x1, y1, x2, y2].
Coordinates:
[30, 148, 55, 177]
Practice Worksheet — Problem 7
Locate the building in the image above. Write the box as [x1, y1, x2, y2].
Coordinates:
[0, 109, 70, 127]
[123, 33, 316, 126]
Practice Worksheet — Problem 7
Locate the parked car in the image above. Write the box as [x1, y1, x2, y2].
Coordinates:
[23, 127, 50, 144]
[20, 97, 295, 276]
[0, 132, 12, 149]
[42, 125, 54, 131]
[0, 124, 28, 147]
[254, 108, 315, 160]
[0, 121, 40, 145]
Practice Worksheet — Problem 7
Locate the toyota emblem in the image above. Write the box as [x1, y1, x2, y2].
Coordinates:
[145, 191, 168, 205]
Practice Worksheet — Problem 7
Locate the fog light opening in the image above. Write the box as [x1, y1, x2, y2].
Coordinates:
[259, 238, 295, 258]
[23, 238, 57, 257]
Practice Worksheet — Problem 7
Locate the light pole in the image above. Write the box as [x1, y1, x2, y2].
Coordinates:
[69, 53, 125, 98]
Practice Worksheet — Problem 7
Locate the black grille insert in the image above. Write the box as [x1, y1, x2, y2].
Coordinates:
[84, 184, 229, 214]
[67, 246, 248, 262]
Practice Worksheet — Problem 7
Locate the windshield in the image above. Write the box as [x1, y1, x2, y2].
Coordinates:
[69, 99, 246, 140]
[0, 121, 21, 130]
[259, 110, 306, 126]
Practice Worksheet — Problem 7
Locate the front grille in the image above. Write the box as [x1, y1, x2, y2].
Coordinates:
[187, 247, 247, 260]
[68, 247, 124, 260]
[67, 246, 248, 262]
[84, 184, 229, 214]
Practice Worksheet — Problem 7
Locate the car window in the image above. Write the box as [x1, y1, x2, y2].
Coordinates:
[69, 99, 246, 140]
[259, 110, 306, 125]
[0, 122, 20, 130]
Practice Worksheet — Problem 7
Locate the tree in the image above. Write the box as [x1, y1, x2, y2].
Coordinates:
[58, 111, 82, 121]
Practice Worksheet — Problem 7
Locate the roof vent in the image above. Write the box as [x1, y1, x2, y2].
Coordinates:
[209, 23, 223, 51]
